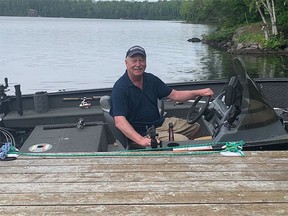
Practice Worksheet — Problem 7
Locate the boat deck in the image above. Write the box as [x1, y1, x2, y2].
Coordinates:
[0, 151, 288, 215]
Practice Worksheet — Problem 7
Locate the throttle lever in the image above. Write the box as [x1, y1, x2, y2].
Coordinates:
[146, 125, 162, 149]
[4, 78, 8, 88]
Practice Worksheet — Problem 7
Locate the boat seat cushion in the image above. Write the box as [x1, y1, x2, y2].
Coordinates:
[100, 96, 128, 149]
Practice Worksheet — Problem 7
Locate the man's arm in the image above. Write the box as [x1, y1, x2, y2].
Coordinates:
[114, 116, 151, 147]
[167, 88, 214, 102]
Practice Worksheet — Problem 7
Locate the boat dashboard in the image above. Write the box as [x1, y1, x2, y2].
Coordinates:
[186, 58, 288, 149]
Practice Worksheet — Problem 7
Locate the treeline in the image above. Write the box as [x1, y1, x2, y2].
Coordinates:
[0, 0, 182, 20]
[1, 0, 287, 28]
[181, 0, 288, 27]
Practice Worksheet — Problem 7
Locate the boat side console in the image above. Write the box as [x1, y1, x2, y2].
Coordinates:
[20, 123, 109, 153]
[202, 58, 288, 148]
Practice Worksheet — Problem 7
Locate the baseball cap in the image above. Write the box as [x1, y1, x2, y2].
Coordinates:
[126, 45, 146, 58]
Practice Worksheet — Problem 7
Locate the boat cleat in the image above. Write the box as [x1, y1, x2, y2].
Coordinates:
[79, 97, 92, 108]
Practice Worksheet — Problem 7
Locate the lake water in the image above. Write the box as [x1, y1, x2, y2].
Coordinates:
[1, 16, 287, 94]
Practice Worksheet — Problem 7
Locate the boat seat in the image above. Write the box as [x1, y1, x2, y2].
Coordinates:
[100, 96, 128, 149]
[100, 95, 166, 149]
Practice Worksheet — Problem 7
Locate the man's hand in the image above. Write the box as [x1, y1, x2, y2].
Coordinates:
[137, 137, 152, 147]
[199, 88, 214, 97]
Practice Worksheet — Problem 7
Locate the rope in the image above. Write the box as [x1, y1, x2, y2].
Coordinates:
[221, 141, 245, 156]
[2, 141, 245, 159]
[0, 142, 12, 159]
[0, 127, 16, 147]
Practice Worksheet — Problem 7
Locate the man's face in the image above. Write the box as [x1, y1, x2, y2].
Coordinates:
[125, 54, 146, 77]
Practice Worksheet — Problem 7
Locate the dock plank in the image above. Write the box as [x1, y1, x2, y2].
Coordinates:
[0, 204, 287, 216]
[0, 151, 287, 215]
[1, 171, 287, 182]
[1, 191, 287, 205]
[1, 163, 287, 173]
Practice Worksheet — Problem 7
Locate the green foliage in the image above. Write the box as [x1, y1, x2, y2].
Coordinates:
[264, 35, 288, 49]
[0, 0, 182, 20]
[237, 33, 264, 45]
[180, 0, 223, 23]
[180, 0, 259, 25]
[264, 37, 281, 49]
[182, 0, 288, 50]
[180, 0, 287, 37]
[203, 27, 237, 42]
[275, 0, 288, 26]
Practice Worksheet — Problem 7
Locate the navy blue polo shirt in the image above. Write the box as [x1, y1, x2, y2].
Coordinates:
[110, 71, 172, 135]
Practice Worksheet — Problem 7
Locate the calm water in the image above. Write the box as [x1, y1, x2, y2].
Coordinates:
[1, 16, 287, 94]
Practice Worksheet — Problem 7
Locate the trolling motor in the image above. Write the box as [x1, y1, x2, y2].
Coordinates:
[0, 78, 10, 116]
[146, 125, 162, 149]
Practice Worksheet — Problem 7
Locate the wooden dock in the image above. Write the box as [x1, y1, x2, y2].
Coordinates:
[0, 151, 288, 215]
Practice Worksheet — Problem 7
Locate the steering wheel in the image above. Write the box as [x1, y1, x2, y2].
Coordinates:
[187, 96, 211, 124]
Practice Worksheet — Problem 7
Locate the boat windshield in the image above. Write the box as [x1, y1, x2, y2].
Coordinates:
[231, 58, 278, 130]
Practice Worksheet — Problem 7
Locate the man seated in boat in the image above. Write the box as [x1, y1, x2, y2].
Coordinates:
[110, 45, 214, 149]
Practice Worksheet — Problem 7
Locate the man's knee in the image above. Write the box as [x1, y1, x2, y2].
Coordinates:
[157, 131, 189, 141]
[174, 133, 189, 141]
[187, 122, 200, 139]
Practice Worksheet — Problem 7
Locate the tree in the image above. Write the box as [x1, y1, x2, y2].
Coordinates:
[255, 0, 270, 40]
[257, 0, 278, 36]
[243, 0, 278, 40]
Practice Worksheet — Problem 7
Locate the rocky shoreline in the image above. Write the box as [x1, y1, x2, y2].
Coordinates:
[188, 37, 288, 55]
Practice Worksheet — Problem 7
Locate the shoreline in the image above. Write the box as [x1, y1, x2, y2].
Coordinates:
[201, 40, 288, 55]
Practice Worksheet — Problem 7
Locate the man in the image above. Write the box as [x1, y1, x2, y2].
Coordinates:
[110, 45, 213, 149]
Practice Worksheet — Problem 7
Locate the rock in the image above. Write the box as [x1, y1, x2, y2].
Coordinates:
[249, 43, 259, 49]
[236, 43, 245, 50]
[280, 44, 288, 50]
[187, 37, 201, 43]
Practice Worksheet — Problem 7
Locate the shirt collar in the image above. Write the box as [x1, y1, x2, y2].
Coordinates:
[124, 70, 146, 88]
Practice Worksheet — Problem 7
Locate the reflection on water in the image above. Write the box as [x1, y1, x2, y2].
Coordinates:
[236, 55, 288, 78]
[202, 49, 288, 80]
[0, 16, 287, 94]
